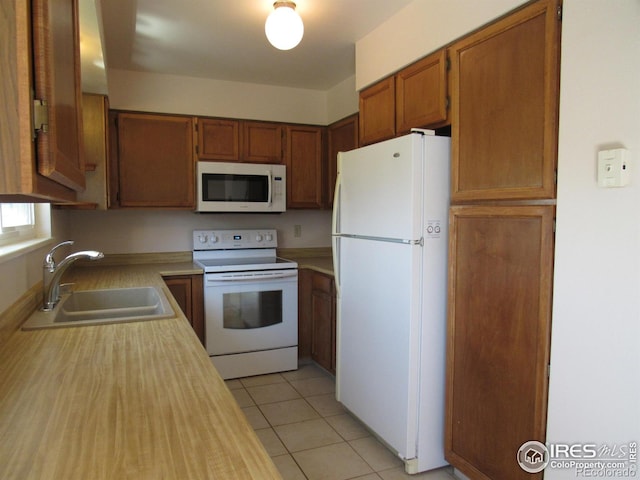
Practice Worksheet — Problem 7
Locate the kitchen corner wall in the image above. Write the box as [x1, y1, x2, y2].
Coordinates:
[55, 68, 358, 258]
[80, 67, 360, 256]
[355, 0, 527, 90]
[1, 70, 357, 312]
[107, 68, 358, 126]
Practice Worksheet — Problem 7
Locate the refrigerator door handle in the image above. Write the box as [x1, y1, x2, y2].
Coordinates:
[331, 170, 342, 296]
[338, 234, 423, 246]
[331, 162, 342, 236]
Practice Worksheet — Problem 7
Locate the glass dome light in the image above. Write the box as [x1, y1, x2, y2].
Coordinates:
[265, 1, 304, 51]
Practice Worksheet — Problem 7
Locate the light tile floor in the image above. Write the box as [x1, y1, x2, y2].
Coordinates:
[225, 363, 456, 480]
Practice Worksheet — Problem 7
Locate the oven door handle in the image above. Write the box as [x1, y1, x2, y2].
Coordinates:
[207, 270, 298, 282]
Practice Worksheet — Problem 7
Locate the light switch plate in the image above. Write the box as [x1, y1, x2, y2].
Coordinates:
[597, 148, 629, 187]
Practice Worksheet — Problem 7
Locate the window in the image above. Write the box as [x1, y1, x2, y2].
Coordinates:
[0, 203, 35, 242]
[0, 203, 51, 252]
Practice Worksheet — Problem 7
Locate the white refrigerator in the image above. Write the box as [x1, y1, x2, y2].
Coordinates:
[331, 130, 450, 474]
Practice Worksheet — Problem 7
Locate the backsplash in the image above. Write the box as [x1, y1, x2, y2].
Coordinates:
[62, 209, 332, 254]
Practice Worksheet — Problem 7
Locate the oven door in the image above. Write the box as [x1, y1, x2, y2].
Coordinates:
[204, 269, 298, 356]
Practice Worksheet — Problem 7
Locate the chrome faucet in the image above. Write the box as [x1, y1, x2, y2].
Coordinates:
[42, 241, 104, 311]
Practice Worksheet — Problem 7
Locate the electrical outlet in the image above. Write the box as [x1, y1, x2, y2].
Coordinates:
[294, 225, 302, 238]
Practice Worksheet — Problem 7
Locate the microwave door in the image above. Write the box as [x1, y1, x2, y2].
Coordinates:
[196, 162, 286, 212]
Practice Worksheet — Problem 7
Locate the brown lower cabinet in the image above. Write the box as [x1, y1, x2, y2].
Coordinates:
[298, 269, 336, 374]
[445, 205, 554, 480]
[163, 275, 204, 346]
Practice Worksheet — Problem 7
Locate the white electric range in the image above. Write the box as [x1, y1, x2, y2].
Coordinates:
[193, 229, 298, 379]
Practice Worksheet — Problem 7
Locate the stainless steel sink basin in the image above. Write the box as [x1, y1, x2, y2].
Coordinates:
[22, 287, 174, 330]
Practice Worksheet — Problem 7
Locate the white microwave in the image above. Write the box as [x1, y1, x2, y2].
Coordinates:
[196, 161, 286, 213]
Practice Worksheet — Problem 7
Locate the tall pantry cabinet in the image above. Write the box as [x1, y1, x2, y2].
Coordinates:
[445, 1, 561, 479]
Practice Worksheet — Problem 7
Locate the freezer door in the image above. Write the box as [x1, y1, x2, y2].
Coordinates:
[336, 134, 424, 240]
[336, 235, 421, 460]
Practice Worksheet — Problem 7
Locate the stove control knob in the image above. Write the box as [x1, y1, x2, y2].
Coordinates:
[197, 234, 208, 243]
[255, 234, 263, 242]
[210, 234, 218, 244]
[265, 233, 273, 242]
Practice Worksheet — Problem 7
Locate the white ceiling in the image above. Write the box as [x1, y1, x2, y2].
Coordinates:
[80, 0, 414, 94]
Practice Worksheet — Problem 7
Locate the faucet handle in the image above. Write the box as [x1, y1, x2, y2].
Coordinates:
[44, 240, 74, 270]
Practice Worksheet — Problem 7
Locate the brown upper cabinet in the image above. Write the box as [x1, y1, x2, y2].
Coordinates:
[285, 125, 325, 209]
[327, 114, 359, 208]
[359, 48, 449, 146]
[395, 49, 448, 135]
[195, 119, 284, 164]
[449, 0, 561, 202]
[242, 121, 284, 164]
[196, 118, 240, 162]
[358, 76, 396, 146]
[109, 112, 195, 208]
[1, 0, 84, 202]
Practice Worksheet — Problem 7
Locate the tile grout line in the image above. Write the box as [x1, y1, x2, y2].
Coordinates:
[229, 365, 459, 480]
[263, 366, 390, 479]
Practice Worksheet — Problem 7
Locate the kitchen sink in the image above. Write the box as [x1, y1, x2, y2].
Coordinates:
[22, 286, 174, 330]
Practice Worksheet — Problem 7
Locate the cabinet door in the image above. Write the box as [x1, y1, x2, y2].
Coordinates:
[285, 125, 324, 209]
[449, 0, 560, 201]
[327, 114, 358, 208]
[75, 94, 108, 209]
[395, 49, 448, 134]
[359, 76, 395, 146]
[114, 113, 195, 208]
[164, 275, 205, 346]
[311, 272, 336, 374]
[1, 0, 79, 202]
[242, 121, 283, 164]
[32, 0, 85, 192]
[197, 118, 240, 161]
[297, 269, 313, 359]
[446, 205, 554, 480]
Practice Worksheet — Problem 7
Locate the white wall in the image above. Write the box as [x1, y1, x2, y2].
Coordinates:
[108, 68, 334, 125]
[355, 0, 527, 90]
[545, 2, 640, 478]
[0, 210, 69, 314]
[64, 209, 331, 254]
[326, 75, 359, 124]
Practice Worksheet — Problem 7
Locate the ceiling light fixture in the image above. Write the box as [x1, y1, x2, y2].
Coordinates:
[265, 1, 304, 51]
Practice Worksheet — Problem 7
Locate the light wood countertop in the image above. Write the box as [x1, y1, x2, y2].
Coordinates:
[278, 248, 334, 276]
[0, 263, 282, 480]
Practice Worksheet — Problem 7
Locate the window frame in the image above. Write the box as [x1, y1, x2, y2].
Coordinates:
[0, 203, 36, 244]
[0, 203, 52, 261]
